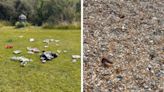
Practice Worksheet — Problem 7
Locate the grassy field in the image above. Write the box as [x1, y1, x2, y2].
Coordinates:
[0, 26, 81, 92]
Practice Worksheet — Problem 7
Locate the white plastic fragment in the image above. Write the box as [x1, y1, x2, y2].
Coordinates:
[21, 61, 28, 66]
[72, 59, 77, 62]
[11, 56, 32, 62]
[11, 56, 32, 66]
[27, 47, 40, 53]
[72, 55, 81, 59]
[63, 50, 67, 53]
[55, 40, 60, 42]
[27, 51, 34, 54]
[13, 50, 22, 54]
[29, 38, 35, 42]
[18, 35, 24, 38]
[43, 39, 55, 44]
[50, 39, 54, 42]
[44, 46, 49, 48]
[72, 55, 81, 62]
[43, 39, 50, 44]
[57, 50, 61, 54]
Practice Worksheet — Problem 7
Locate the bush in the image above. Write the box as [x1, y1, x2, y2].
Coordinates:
[42, 22, 80, 29]
[0, 21, 11, 28]
[15, 21, 30, 28]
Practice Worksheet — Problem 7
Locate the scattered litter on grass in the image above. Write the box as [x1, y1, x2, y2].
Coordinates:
[29, 38, 35, 42]
[5, 45, 13, 49]
[27, 47, 40, 53]
[27, 51, 34, 54]
[43, 39, 49, 44]
[43, 39, 54, 44]
[11, 56, 32, 66]
[40, 51, 58, 63]
[13, 50, 21, 54]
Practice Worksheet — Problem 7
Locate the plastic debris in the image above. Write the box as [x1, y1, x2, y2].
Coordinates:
[43, 39, 54, 44]
[27, 51, 34, 54]
[18, 35, 24, 38]
[29, 38, 35, 42]
[72, 59, 77, 62]
[55, 40, 60, 42]
[57, 50, 61, 54]
[40, 51, 58, 63]
[13, 50, 22, 54]
[44, 46, 48, 48]
[50, 39, 54, 42]
[27, 47, 40, 53]
[11, 56, 32, 66]
[72, 55, 81, 59]
[63, 50, 67, 53]
[43, 39, 50, 44]
[72, 55, 80, 62]
[5, 45, 13, 49]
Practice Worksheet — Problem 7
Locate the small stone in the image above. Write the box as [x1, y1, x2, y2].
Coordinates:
[118, 14, 125, 19]
[116, 75, 123, 81]
[149, 40, 153, 43]
[101, 57, 113, 67]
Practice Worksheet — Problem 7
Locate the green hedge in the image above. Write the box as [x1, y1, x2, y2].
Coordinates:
[42, 22, 80, 29]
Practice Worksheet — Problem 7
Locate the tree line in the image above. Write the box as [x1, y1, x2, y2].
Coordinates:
[0, 0, 80, 26]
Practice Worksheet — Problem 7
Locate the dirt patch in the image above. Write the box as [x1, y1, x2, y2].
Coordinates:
[84, 0, 164, 91]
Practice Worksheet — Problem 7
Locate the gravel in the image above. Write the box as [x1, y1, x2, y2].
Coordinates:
[83, 0, 164, 91]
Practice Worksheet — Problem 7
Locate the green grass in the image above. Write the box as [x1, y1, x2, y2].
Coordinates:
[0, 26, 81, 92]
